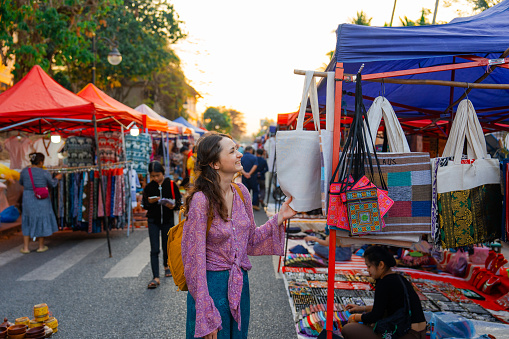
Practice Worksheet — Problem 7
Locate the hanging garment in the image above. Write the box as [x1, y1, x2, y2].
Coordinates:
[125, 133, 152, 172]
[4, 136, 32, 169]
[62, 136, 95, 167]
[97, 131, 123, 164]
[431, 100, 502, 248]
[32, 137, 65, 167]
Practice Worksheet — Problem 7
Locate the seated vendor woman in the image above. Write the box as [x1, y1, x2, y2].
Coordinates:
[342, 246, 426, 339]
[303, 235, 352, 261]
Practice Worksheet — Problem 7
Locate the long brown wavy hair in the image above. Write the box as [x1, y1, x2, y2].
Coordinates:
[183, 132, 233, 221]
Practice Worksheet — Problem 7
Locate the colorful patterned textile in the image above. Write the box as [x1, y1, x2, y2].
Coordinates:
[97, 131, 123, 164]
[438, 184, 502, 248]
[328, 176, 393, 232]
[367, 152, 432, 234]
[125, 133, 152, 172]
[63, 136, 95, 167]
[346, 188, 381, 235]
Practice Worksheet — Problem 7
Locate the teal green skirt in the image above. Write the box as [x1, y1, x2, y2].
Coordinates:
[186, 270, 250, 339]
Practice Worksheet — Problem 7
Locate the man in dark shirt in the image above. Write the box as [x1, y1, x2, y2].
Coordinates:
[255, 148, 268, 207]
[241, 146, 259, 210]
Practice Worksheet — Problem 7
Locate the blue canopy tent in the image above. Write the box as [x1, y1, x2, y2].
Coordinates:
[314, 0, 509, 136]
[310, 3, 509, 338]
[174, 116, 206, 136]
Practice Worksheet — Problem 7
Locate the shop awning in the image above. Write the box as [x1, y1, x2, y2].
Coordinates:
[0, 65, 142, 134]
[77, 84, 174, 133]
[315, 0, 509, 134]
[134, 104, 193, 135]
[174, 116, 206, 136]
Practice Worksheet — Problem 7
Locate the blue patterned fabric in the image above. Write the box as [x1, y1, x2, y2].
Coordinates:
[186, 270, 250, 339]
[124, 133, 152, 172]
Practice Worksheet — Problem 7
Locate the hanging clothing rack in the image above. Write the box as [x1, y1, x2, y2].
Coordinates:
[46, 161, 132, 173]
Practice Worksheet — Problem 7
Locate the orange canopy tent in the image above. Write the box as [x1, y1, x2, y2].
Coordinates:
[77, 84, 178, 134]
[0, 65, 141, 134]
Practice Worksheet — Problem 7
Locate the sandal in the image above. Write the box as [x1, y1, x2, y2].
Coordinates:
[20, 248, 30, 254]
[147, 279, 160, 289]
[36, 246, 49, 253]
[165, 268, 172, 277]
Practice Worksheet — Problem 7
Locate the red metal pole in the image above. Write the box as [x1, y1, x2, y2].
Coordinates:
[326, 63, 344, 338]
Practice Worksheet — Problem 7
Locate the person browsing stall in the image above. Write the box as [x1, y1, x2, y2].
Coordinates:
[142, 161, 182, 289]
[181, 132, 297, 339]
[240, 146, 259, 211]
[19, 152, 62, 253]
[342, 246, 426, 339]
[255, 148, 268, 208]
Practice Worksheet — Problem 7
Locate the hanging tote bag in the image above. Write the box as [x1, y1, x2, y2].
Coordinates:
[363, 96, 432, 235]
[276, 71, 322, 212]
[432, 99, 502, 248]
[28, 168, 49, 199]
[319, 72, 335, 215]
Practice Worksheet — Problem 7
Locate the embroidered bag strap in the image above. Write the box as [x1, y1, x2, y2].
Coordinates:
[28, 168, 36, 190]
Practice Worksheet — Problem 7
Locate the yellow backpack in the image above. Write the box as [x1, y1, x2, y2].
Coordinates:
[167, 183, 244, 291]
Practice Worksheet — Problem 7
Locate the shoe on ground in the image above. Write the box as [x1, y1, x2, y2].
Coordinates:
[20, 248, 30, 254]
[252, 205, 260, 211]
[36, 246, 49, 253]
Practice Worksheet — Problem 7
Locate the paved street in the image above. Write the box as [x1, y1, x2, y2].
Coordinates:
[0, 210, 296, 338]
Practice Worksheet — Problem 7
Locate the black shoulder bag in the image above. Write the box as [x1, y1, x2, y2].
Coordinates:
[373, 274, 412, 339]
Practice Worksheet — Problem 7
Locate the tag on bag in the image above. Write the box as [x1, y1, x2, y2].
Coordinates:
[345, 188, 382, 235]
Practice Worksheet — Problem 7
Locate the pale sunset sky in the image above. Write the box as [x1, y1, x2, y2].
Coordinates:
[171, 0, 477, 136]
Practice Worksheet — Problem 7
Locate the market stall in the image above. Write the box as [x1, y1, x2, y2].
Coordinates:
[275, 2, 509, 338]
[0, 65, 175, 256]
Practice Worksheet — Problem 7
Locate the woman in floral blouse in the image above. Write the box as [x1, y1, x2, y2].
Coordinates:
[182, 132, 296, 339]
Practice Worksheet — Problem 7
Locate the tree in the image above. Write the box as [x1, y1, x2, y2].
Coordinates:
[400, 8, 432, 26]
[0, 0, 119, 87]
[203, 107, 231, 134]
[143, 57, 190, 121]
[349, 11, 372, 26]
[224, 108, 246, 140]
[254, 118, 275, 137]
[92, 0, 186, 100]
[468, 0, 502, 11]
[0, 0, 186, 98]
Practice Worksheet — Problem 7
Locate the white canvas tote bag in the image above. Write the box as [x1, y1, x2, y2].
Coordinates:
[276, 71, 321, 212]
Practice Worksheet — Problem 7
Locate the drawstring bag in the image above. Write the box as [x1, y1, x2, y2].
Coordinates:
[28, 168, 49, 199]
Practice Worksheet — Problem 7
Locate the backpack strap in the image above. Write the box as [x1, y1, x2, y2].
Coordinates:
[205, 184, 243, 237]
[170, 179, 175, 199]
[232, 183, 245, 203]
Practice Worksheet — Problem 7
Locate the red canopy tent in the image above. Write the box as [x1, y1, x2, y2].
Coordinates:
[0, 65, 140, 134]
[77, 83, 178, 134]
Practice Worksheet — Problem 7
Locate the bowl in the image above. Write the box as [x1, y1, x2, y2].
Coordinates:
[8, 333, 27, 339]
[26, 326, 45, 337]
[7, 324, 27, 335]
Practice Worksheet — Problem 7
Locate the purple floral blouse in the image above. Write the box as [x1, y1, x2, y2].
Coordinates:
[182, 183, 284, 338]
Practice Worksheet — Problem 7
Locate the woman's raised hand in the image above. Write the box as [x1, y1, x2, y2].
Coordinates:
[277, 196, 297, 225]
